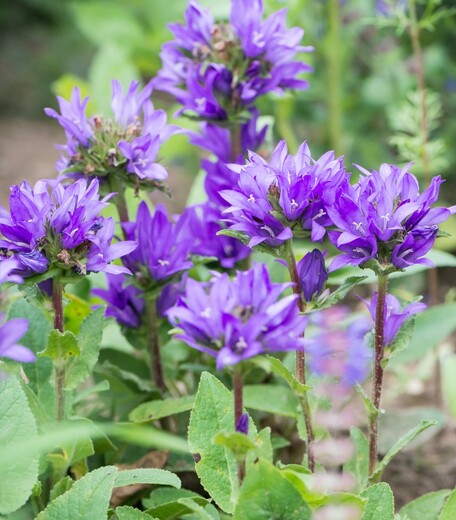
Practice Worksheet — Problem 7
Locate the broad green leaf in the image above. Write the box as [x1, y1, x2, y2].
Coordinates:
[116, 506, 157, 519]
[253, 355, 310, 395]
[188, 372, 257, 513]
[400, 490, 450, 520]
[233, 460, 311, 520]
[0, 376, 39, 515]
[344, 427, 369, 492]
[143, 487, 201, 509]
[439, 488, 456, 520]
[49, 477, 74, 502]
[390, 303, 456, 365]
[39, 330, 80, 367]
[441, 354, 456, 418]
[244, 384, 299, 417]
[175, 498, 217, 520]
[36, 466, 117, 520]
[361, 483, 394, 520]
[144, 488, 210, 520]
[65, 307, 104, 390]
[129, 395, 195, 423]
[371, 420, 436, 481]
[114, 469, 180, 489]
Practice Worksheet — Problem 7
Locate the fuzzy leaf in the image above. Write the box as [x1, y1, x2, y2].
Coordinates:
[0, 376, 39, 515]
[244, 384, 299, 418]
[39, 330, 80, 368]
[253, 355, 310, 395]
[116, 506, 158, 519]
[344, 427, 369, 492]
[399, 490, 451, 520]
[36, 466, 117, 520]
[129, 395, 195, 423]
[361, 483, 394, 520]
[114, 469, 181, 489]
[233, 460, 311, 520]
[439, 488, 456, 520]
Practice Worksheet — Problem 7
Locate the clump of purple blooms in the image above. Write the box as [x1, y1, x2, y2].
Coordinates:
[45, 81, 178, 189]
[0, 178, 136, 277]
[328, 163, 456, 272]
[221, 140, 348, 249]
[154, 0, 312, 120]
[167, 263, 306, 368]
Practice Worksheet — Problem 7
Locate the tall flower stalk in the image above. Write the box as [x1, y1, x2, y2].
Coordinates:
[52, 277, 66, 421]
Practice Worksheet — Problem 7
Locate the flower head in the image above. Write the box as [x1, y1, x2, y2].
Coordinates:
[364, 293, 426, 347]
[221, 140, 348, 249]
[121, 202, 193, 290]
[0, 178, 136, 277]
[167, 263, 306, 369]
[328, 163, 456, 271]
[45, 81, 177, 189]
[154, 0, 312, 120]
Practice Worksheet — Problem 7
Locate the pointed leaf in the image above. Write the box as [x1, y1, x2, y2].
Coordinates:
[400, 490, 450, 520]
[361, 483, 394, 520]
[114, 469, 181, 489]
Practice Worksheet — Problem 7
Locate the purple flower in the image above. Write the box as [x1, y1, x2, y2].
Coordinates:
[364, 293, 426, 347]
[236, 413, 249, 435]
[298, 249, 328, 301]
[45, 81, 177, 186]
[183, 203, 250, 268]
[121, 202, 193, 288]
[154, 0, 312, 119]
[221, 140, 348, 249]
[328, 164, 456, 271]
[0, 178, 136, 277]
[167, 263, 306, 369]
[93, 273, 144, 328]
[307, 307, 372, 387]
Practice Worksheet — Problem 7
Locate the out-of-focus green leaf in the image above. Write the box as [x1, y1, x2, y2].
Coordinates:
[114, 468, 180, 489]
[129, 395, 195, 423]
[244, 384, 299, 418]
[399, 490, 451, 520]
[344, 427, 369, 493]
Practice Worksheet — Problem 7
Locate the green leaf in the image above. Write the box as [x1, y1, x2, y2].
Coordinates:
[36, 466, 117, 520]
[39, 330, 80, 367]
[439, 488, 456, 520]
[361, 483, 394, 520]
[355, 384, 379, 421]
[144, 489, 210, 520]
[186, 168, 207, 207]
[129, 395, 195, 423]
[370, 420, 436, 481]
[214, 432, 257, 461]
[390, 303, 456, 365]
[344, 427, 369, 492]
[253, 355, 310, 395]
[188, 372, 248, 513]
[116, 506, 157, 520]
[233, 460, 311, 520]
[400, 490, 451, 520]
[114, 469, 181, 489]
[244, 384, 299, 418]
[65, 308, 104, 390]
[175, 498, 216, 520]
[383, 318, 416, 366]
[0, 376, 39, 515]
[49, 477, 74, 502]
[318, 276, 368, 310]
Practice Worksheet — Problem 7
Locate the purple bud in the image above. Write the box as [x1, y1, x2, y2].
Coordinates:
[298, 249, 328, 301]
[236, 413, 249, 435]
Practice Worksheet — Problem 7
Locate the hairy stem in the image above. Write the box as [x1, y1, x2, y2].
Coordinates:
[232, 368, 245, 484]
[145, 297, 166, 393]
[52, 278, 65, 422]
[283, 240, 315, 472]
[368, 273, 388, 476]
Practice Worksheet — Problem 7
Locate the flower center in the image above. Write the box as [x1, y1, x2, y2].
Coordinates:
[234, 336, 248, 353]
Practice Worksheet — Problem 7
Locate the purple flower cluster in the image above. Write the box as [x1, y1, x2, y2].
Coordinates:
[221, 140, 348, 248]
[121, 202, 193, 290]
[364, 293, 426, 348]
[45, 81, 177, 186]
[0, 178, 136, 277]
[328, 163, 456, 271]
[307, 307, 372, 387]
[167, 263, 306, 368]
[0, 258, 34, 363]
[154, 0, 312, 120]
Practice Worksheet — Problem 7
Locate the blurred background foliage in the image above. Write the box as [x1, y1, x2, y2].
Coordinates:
[1, 0, 455, 205]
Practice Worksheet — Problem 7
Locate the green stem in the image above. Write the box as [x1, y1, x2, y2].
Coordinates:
[283, 240, 315, 472]
[52, 278, 65, 422]
[232, 368, 245, 484]
[327, 0, 343, 155]
[368, 273, 389, 476]
[145, 297, 166, 393]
